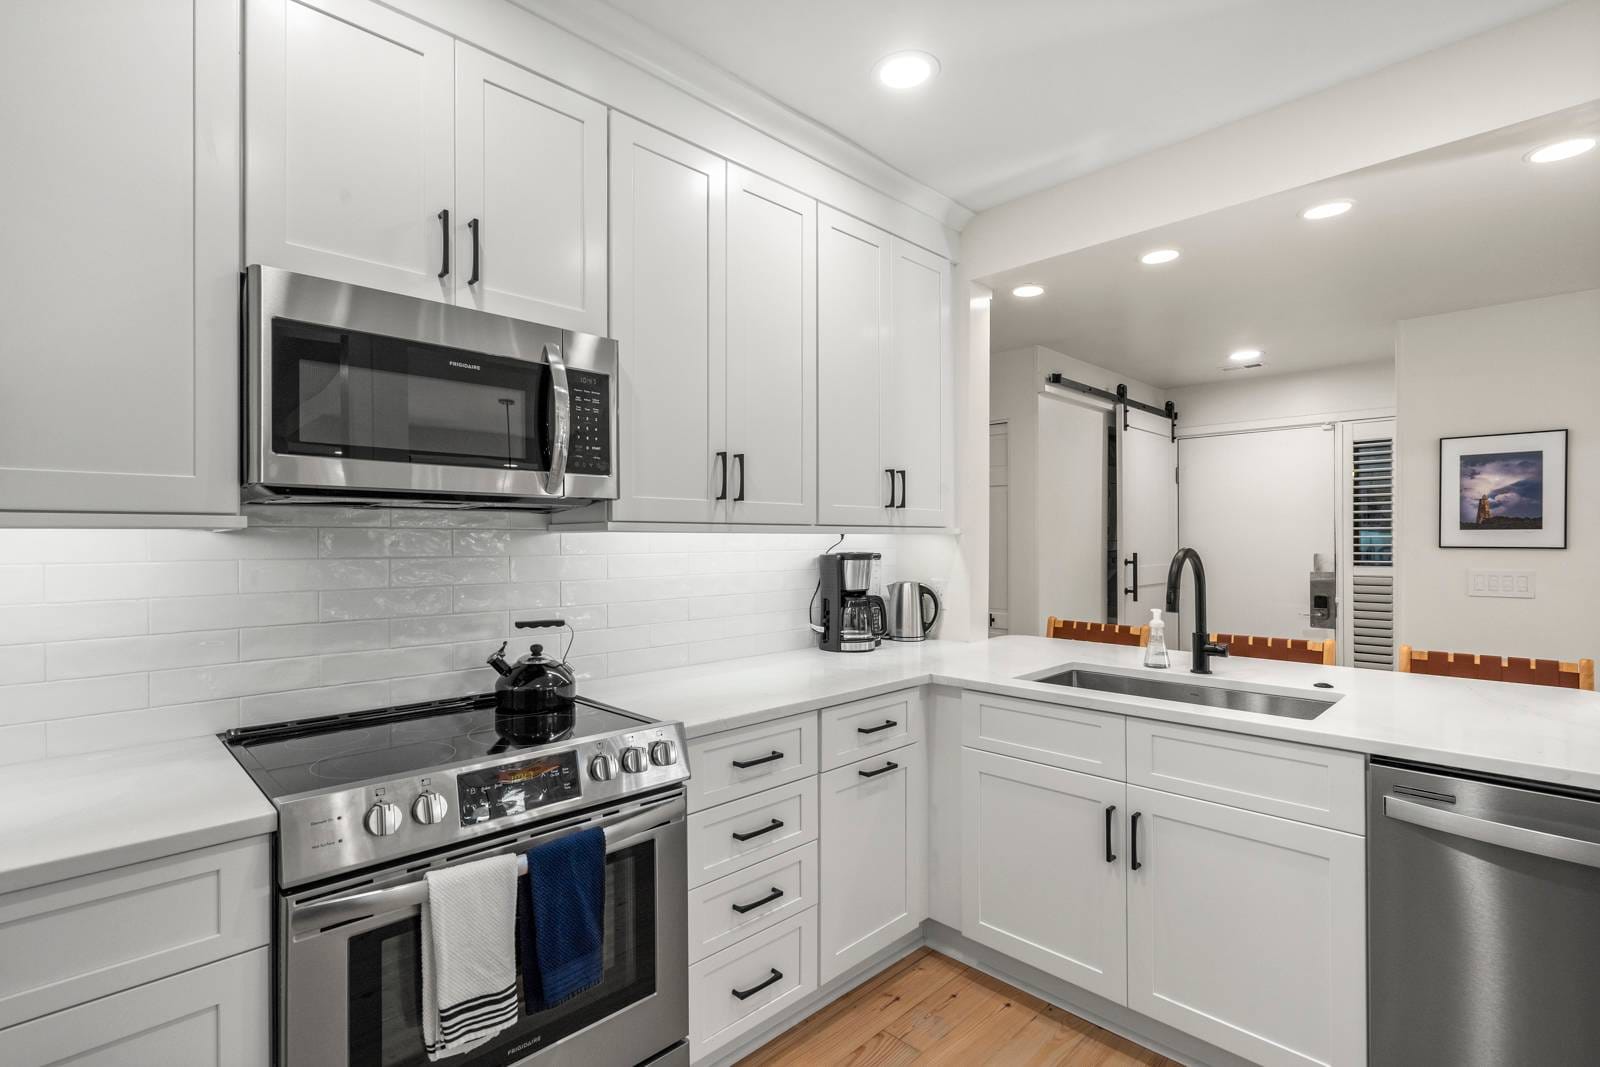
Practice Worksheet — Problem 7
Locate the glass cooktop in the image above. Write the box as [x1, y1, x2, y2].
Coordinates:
[225, 696, 646, 799]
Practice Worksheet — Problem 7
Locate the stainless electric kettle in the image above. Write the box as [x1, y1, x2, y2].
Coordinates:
[885, 581, 940, 641]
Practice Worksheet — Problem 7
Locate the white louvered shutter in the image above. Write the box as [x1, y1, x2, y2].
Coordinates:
[1350, 437, 1395, 669]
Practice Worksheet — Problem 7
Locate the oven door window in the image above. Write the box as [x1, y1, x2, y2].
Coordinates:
[346, 843, 657, 1067]
[272, 319, 551, 471]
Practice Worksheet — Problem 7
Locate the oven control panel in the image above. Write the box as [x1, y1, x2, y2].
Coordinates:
[456, 750, 581, 826]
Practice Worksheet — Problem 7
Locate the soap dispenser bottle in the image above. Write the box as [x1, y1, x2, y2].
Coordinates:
[1144, 608, 1170, 669]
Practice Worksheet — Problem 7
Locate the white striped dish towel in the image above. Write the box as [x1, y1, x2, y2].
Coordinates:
[421, 853, 520, 1060]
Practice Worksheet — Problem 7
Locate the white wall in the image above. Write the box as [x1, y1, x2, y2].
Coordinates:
[0, 515, 957, 764]
[1170, 359, 1395, 434]
[1396, 288, 1600, 661]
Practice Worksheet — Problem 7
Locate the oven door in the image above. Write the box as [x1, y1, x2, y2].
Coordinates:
[282, 795, 687, 1067]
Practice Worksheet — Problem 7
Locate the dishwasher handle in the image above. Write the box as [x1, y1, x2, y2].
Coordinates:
[1384, 795, 1600, 870]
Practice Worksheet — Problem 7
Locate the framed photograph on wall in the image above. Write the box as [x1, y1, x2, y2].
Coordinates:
[1439, 429, 1568, 549]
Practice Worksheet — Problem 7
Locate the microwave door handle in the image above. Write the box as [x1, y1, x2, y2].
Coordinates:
[544, 342, 571, 495]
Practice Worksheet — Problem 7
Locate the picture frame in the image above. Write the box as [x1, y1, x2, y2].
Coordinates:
[1439, 429, 1568, 549]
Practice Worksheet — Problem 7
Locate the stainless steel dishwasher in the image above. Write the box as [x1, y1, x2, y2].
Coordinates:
[1369, 760, 1600, 1065]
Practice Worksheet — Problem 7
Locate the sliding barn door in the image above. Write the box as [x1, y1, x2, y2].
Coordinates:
[1119, 410, 1178, 627]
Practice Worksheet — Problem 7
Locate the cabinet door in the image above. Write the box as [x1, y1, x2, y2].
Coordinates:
[1126, 785, 1366, 1067]
[819, 745, 926, 983]
[454, 44, 607, 334]
[817, 206, 893, 526]
[725, 166, 816, 524]
[0, 0, 239, 515]
[609, 115, 726, 522]
[246, 0, 454, 300]
[883, 238, 950, 526]
[0, 947, 269, 1067]
[961, 749, 1127, 1003]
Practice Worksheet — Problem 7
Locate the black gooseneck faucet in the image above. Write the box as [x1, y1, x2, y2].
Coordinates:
[1165, 548, 1230, 675]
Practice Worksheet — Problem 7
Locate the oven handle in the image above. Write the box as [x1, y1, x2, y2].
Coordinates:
[288, 801, 680, 936]
[544, 341, 571, 495]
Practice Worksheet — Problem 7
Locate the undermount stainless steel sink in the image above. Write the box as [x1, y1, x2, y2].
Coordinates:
[1029, 667, 1338, 720]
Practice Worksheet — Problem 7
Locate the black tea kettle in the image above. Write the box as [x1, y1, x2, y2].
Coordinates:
[486, 619, 577, 746]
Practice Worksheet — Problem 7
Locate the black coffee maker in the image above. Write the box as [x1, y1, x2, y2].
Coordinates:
[815, 552, 888, 653]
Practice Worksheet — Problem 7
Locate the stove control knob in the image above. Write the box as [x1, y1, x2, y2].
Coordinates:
[620, 746, 648, 774]
[411, 791, 449, 826]
[363, 800, 402, 837]
[589, 754, 618, 782]
[649, 740, 678, 767]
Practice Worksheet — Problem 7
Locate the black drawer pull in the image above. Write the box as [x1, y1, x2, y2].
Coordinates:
[857, 720, 899, 735]
[731, 818, 784, 843]
[1131, 811, 1143, 871]
[1105, 804, 1117, 863]
[730, 886, 784, 914]
[731, 968, 783, 1001]
[732, 750, 783, 770]
[858, 761, 899, 779]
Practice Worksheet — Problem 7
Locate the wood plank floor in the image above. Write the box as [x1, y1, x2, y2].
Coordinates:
[738, 948, 1183, 1066]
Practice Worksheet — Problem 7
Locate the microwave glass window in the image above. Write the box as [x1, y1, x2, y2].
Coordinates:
[297, 359, 351, 447]
[369, 367, 530, 463]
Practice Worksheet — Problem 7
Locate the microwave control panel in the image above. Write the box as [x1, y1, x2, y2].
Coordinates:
[458, 750, 581, 826]
[565, 369, 611, 476]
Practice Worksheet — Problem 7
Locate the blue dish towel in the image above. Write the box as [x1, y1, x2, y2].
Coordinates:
[520, 827, 606, 1011]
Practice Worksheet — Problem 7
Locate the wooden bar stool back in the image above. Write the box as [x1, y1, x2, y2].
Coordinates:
[1209, 633, 1336, 666]
[1046, 617, 1149, 647]
[1398, 645, 1595, 690]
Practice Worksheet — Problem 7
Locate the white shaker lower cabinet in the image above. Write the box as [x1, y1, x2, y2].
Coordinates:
[960, 749, 1128, 1003]
[0, 0, 240, 516]
[1125, 784, 1367, 1067]
[818, 744, 926, 984]
[0, 946, 269, 1067]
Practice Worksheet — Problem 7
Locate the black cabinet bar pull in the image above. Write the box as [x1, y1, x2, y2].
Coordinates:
[885, 468, 897, 508]
[731, 818, 784, 843]
[466, 217, 481, 286]
[856, 720, 899, 735]
[715, 451, 728, 501]
[733, 453, 746, 501]
[731, 968, 783, 1001]
[1105, 804, 1117, 863]
[858, 761, 899, 779]
[1130, 811, 1143, 871]
[437, 209, 450, 278]
[730, 887, 784, 914]
[731, 750, 782, 770]
[1123, 552, 1139, 597]
[896, 470, 907, 508]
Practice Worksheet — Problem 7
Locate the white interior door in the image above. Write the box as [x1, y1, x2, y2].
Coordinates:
[1121, 410, 1178, 628]
[1178, 426, 1336, 642]
[989, 423, 1010, 636]
[1036, 393, 1110, 634]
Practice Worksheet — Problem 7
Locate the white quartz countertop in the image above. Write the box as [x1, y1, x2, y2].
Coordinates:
[587, 635, 1600, 791]
[0, 735, 276, 895]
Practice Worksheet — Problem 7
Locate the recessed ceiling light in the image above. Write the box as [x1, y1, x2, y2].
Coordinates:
[1011, 284, 1044, 298]
[1140, 248, 1180, 266]
[1301, 199, 1354, 220]
[874, 51, 939, 90]
[1526, 137, 1596, 164]
[1229, 348, 1263, 363]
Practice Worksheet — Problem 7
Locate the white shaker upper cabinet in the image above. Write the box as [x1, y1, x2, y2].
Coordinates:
[725, 166, 817, 525]
[884, 238, 950, 527]
[454, 45, 607, 335]
[608, 115, 727, 523]
[246, 0, 454, 301]
[817, 207, 894, 526]
[0, 0, 240, 516]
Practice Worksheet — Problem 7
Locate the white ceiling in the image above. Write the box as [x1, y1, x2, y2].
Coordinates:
[594, 0, 1564, 211]
[984, 104, 1600, 388]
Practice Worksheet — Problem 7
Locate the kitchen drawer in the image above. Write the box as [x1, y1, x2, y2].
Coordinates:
[0, 836, 271, 1029]
[819, 689, 923, 771]
[688, 841, 817, 964]
[689, 906, 818, 1062]
[688, 777, 818, 888]
[1126, 719, 1365, 833]
[961, 690, 1125, 779]
[687, 712, 818, 812]
[0, 945, 269, 1067]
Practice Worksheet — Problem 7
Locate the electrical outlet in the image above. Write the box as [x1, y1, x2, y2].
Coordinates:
[1466, 570, 1536, 599]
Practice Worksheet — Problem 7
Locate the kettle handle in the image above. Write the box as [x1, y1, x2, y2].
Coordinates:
[918, 585, 940, 631]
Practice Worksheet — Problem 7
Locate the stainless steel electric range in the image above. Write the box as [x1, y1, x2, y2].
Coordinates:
[224, 695, 691, 1067]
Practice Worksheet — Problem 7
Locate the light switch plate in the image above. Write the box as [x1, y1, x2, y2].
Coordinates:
[1467, 569, 1536, 599]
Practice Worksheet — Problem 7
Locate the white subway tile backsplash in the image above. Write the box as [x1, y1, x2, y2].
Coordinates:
[0, 520, 956, 761]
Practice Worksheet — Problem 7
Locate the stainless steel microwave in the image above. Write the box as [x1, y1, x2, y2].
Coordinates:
[243, 266, 616, 510]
